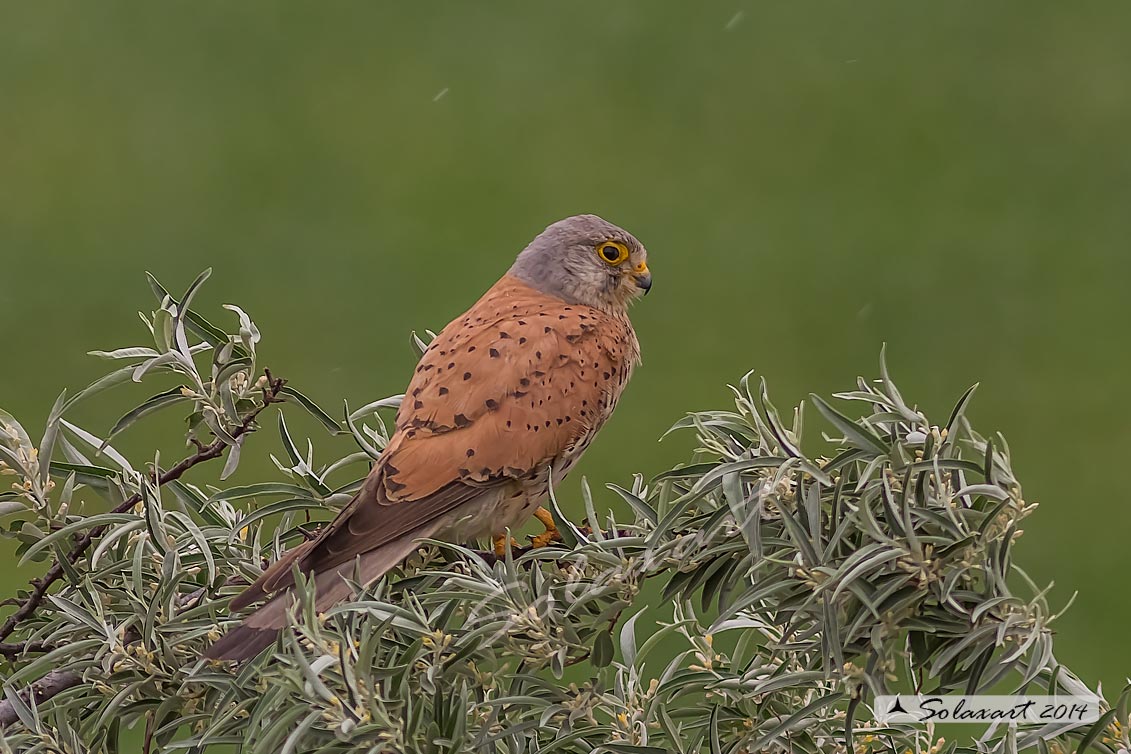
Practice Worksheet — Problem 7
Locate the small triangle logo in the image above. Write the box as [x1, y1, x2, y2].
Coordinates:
[889, 697, 908, 714]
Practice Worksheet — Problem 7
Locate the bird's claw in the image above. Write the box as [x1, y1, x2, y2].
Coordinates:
[529, 507, 563, 548]
[493, 534, 520, 556]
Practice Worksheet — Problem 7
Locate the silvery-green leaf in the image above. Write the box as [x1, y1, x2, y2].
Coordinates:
[809, 394, 888, 454]
[0, 501, 26, 516]
[61, 364, 143, 413]
[222, 303, 261, 351]
[0, 408, 33, 454]
[103, 388, 189, 447]
[60, 420, 136, 474]
[619, 611, 641, 667]
[36, 391, 67, 486]
[146, 270, 245, 354]
[87, 346, 160, 360]
[279, 386, 342, 434]
[19, 513, 140, 565]
[347, 394, 404, 421]
[220, 436, 244, 481]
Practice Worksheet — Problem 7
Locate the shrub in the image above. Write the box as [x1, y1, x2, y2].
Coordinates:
[0, 271, 1125, 753]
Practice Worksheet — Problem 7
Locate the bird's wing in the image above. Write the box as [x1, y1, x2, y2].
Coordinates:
[385, 277, 636, 490]
[309, 277, 634, 558]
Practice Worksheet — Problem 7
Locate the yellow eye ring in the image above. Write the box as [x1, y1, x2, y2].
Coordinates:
[597, 241, 629, 266]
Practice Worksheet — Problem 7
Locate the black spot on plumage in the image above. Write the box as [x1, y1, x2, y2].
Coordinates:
[466, 449, 475, 457]
[485, 398, 499, 410]
[499, 331, 511, 339]
[454, 414, 470, 427]
[463, 372, 472, 380]
[439, 387, 449, 395]
[414, 400, 424, 410]
[489, 348, 500, 358]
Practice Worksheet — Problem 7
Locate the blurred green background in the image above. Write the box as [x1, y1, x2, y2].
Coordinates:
[1, 0, 1128, 697]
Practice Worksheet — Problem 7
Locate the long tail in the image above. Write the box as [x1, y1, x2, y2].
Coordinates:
[205, 533, 425, 661]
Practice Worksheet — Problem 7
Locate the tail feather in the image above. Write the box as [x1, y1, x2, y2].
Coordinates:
[228, 538, 316, 612]
[205, 533, 426, 661]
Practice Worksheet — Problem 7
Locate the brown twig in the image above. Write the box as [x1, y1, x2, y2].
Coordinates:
[142, 710, 156, 754]
[0, 640, 55, 658]
[0, 371, 285, 648]
[175, 574, 247, 610]
[0, 670, 82, 727]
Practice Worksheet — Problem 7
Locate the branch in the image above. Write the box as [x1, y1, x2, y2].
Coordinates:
[0, 371, 286, 646]
[0, 641, 55, 658]
[0, 670, 82, 727]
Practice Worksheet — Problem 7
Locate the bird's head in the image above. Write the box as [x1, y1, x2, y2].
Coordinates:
[509, 214, 651, 312]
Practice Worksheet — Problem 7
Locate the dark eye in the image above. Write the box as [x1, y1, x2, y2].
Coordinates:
[598, 243, 627, 264]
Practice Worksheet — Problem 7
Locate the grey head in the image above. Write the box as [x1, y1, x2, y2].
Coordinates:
[508, 214, 651, 311]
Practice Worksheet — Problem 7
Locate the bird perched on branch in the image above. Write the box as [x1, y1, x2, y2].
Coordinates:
[207, 214, 651, 660]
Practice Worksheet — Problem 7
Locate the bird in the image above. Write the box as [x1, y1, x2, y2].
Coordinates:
[206, 214, 651, 660]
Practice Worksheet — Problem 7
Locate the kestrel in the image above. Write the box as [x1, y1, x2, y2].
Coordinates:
[207, 214, 651, 660]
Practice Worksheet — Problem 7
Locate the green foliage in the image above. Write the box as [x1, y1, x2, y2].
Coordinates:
[0, 275, 1127, 753]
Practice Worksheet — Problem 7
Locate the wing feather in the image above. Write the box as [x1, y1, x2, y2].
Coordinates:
[231, 275, 638, 607]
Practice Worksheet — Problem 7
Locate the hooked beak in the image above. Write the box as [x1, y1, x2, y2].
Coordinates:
[633, 262, 652, 295]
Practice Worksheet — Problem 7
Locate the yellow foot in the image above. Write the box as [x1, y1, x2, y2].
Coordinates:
[493, 533, 520, 556]
[529, 506, 563, 548]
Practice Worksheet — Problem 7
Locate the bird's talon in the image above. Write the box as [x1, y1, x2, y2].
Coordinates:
[529, 506, 563, 548]
[529, 528, 561, 548]
[493, 534, 519, 556]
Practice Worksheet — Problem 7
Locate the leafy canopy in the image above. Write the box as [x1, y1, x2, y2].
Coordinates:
[0, 272, 1126, 754]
